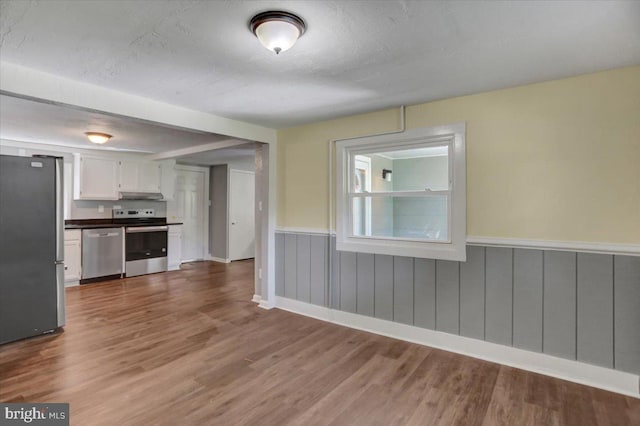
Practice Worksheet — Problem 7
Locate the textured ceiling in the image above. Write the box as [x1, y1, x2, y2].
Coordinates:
[1, 0, 639, 129]
[176, 144, 256, 167]
[0, 95, 237, 153]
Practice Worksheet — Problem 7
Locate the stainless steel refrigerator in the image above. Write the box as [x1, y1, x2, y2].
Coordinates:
[0, 154, 66, 344]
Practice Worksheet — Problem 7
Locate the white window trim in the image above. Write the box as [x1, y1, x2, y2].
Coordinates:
[336, 122, 466, 261]
[353, 155, 372, 237]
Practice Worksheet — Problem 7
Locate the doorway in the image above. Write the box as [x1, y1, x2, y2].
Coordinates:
[174, 166, 208, 262]
[228, 170, 255, 261]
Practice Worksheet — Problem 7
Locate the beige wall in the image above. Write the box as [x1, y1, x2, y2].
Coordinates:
[277, 66, 640, 244]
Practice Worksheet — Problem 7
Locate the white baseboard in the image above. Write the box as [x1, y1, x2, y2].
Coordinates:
[258, 299, 275, 310]
[274, 296, 639, 398]
[276, 296, 331, 320]
[206, 255, 230, 263]
[167, 265, 181, 271]
[64, 281, 80, 288]
[251, 294, 262, 303]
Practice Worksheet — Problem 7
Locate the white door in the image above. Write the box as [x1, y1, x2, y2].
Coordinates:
[228, 170, 255, 261]
[175, 169, 206, 262]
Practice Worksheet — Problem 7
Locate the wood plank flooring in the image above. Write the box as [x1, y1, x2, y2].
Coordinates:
[1, 260, 638, 425]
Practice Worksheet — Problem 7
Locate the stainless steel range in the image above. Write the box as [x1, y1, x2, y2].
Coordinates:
[113, 209, 168, 277]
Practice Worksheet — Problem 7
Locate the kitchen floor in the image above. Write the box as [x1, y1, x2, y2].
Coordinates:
[0, 260, 637, 425]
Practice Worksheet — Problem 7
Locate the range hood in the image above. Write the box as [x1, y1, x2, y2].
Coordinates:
[119, 192, 164, 201]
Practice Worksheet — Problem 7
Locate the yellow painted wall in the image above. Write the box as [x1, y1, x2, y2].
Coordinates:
[277, 66, 640, 244]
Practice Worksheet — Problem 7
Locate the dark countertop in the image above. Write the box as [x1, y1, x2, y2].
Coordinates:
[65, 219, 183, 230]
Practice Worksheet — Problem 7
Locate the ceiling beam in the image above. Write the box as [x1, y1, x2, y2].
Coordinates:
[146, 139, 250, 161]
[0, 62, 276, 144]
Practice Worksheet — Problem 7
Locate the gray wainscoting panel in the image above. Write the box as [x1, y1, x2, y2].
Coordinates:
[435, 260, 459, 334]
[614, 256, 640, 374]
[275, 232, 633, 374]
[459, 246, 485, 340]
[577, 253, 613, 368]
[543, 251, 577, 360]
[356, 253, 375, 316]
[275, 233, 285, 297]
[513, 249, 543, 352]
[485, 247, 513, 345]
[331, 236, 340, 309]
[414, 258, 436, 330]
[340, 252, 358, 313]
[296, 235, 311, 303]
[393, 256, 414, 325]
[284, 234, 298, 299]
[309, 235, 327, 307]
[374, 255, 394, 321]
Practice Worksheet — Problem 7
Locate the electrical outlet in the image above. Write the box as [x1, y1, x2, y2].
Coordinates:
[98, 205, 104, 213]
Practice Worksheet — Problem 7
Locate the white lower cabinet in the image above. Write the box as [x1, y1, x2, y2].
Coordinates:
[168, 225, 182, 271]
[64, 230, 82, 285]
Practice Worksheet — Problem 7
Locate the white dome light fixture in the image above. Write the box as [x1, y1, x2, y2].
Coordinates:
[85, 132, 112, 144]
[249, 11, 306, 55]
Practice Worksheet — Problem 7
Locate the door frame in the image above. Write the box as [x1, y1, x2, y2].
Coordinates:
[228, 169, 256, 261]
[253, 142, 277, 309]
[174, 164, 210, 261]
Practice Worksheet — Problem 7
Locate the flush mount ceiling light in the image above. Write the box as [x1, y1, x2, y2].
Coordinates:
[85, 132, 112, 144]
[249, 11, 306, 55]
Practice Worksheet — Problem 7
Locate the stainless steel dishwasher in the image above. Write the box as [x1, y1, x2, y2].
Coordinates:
[81, 227, 124, 283]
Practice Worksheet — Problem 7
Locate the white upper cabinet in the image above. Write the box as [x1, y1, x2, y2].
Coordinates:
[118, 159, 162, 193]
[160, 160, 177, 201]
[73, 154, 119, 200]
[118, 159, 140, 192]
[139, 161, 162, 192]
[73, 154, 164, 200]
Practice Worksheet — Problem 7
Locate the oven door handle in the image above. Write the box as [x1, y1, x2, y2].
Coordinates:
[126, 226, 169, 233]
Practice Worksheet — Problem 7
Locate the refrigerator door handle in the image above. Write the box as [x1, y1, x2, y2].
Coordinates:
[55, 157, 65, 263]
[56, 262, 66, 327]
[55, 157, 66, 327]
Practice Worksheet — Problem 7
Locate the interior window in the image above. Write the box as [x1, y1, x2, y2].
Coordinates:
[336, 123, 466, 261]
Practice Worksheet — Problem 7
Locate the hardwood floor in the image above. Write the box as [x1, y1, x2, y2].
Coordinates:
[1, 260, 638, 425]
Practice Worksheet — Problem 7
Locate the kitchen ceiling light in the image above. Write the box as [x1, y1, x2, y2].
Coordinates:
[249, 11, 306, 55]
[85, 132, 112, 144]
